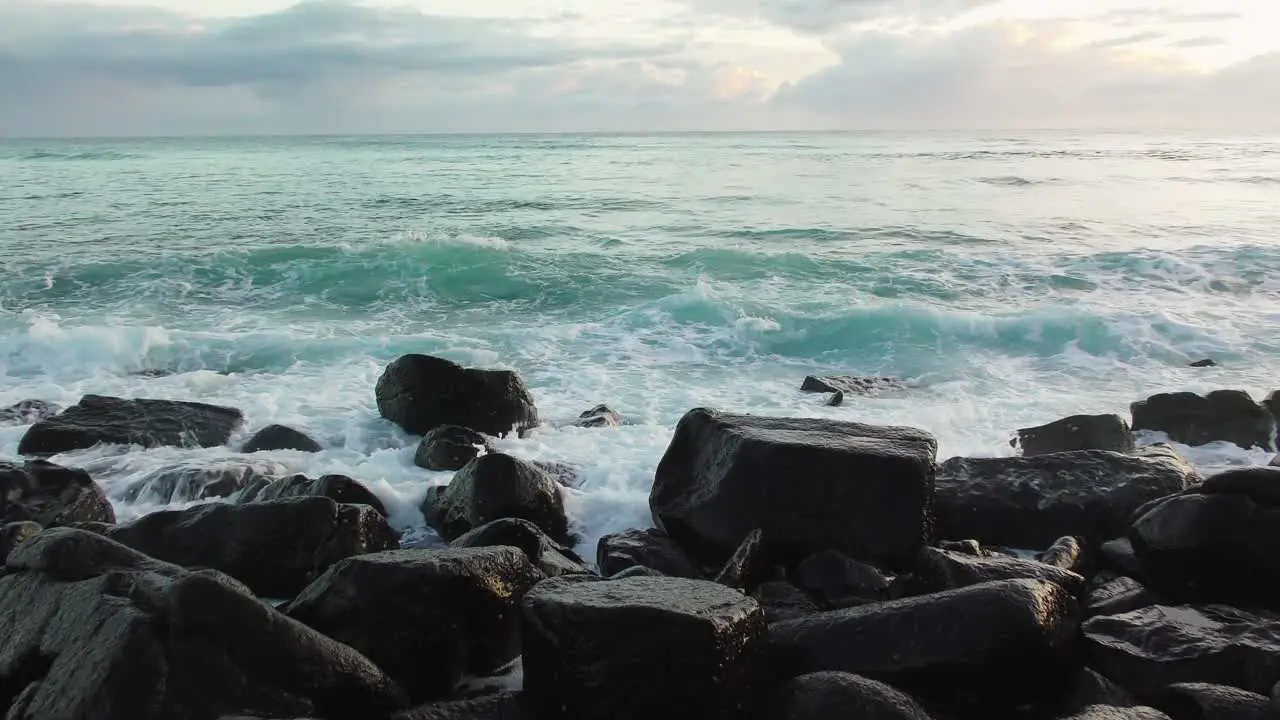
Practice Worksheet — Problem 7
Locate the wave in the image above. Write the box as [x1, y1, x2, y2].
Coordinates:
[8, 150, 144, 162]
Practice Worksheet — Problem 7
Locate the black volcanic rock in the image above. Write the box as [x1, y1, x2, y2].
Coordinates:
[597, 527, 702, 579]
[375, 354, 538, 437]
[450, 518, 589, 578]
[1131, 390, 1274, 450]
[1155, 683, 1271, 720]
[421, 454, 567, 543]
[242, 424, 322, 453]
[1016, 414, 1134, 456]
[800, 376, 906, 395]
[771, 671, 936, 720]
[17, 394, 243, 455]
[911, 546, 1086, 596]
[574, 405, 622, 429]
[0, 459, 114, 527]
[414, 425, 494, 472]
[241, 474, 387, 516]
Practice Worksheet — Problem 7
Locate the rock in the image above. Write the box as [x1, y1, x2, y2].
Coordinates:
[767, 579, 1081, 712]
[800, 376, 906, 395]
[1063, 667, 1141, 712]
[242, 424, 323, 453]
[770, 671, 936, 719]
[242, 474, 388, 516]
[375, 354, 538, 437]
[934, 447, 1199, 550]
[795, 550, 893, 608]
[1041, 536, 1089, 574]
[1084, 604, 1280, 697]
[422, 454, 567, 543]
[0, 459, 115, 527]
[751, 581, 821, 623]
[391, 693, 522, 719]
[415, 426, 494, 472]
[574, 405, 622, 429]
[596, 527, 703, 579]
[121, 458, 287, 504]
[17, 394, 244, 456]
[1271, 455, 1279, 468]
[91, 497, 398, 597]
[911, 546, 1086, 596]
[1016, 414, 1135, 456]
[827, 390, 844, 407]
[521, 575, 765, 720]
[938, 539, 988, 556]
[1131, 391, 1274, 450]
[1100, 538, 1145, 579]
[0, 399, 59, 425]
[651, 409, 936, 569]
[1086, 577, 1160, 618]
[713, 528, 780, 592]
[1189, 359, 1217, 368]
[1156, 683, 1271, 720]
[449, 518, 589, 578]
[1060, 707, 1171, 719]
[1130, 467, 1280, 609]
[0, 521, 42, 560]
[286, 547, 540, 703]
[0, 527, 406, 720]
[612, 565, 664, 579]
[530, 461, 581, 489]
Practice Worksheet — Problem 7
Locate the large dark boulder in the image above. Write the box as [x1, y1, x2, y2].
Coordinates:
[752, 581, 821, 623]
[770, 671, 935, 720]
[422, 454, 567, 543]
[1084, 604, 1280, 698]
[1016, 414, 1134, 456]
[1062, 667, 1141, 713]
[17, 394, 243, 455]
[651, 409, 936, 569]
[0, 528, 406, 720]
[89, 497, 398, 597]
[1086, 576, 1160, 618]
[1131, 391, 1274, 450]
[767, 579, 1081, 712]
[911, 546, 1086, 596]
[800, 376, 905, 395]
[415, 426, 494, 472]
[795, 550, 894, 608]
[934, 447, 1199, 550]
[1155, 683, 1271, 720]
[375, 354, 538, 437]
[521, 575, 765, 720]
[242, 424, 323, 453]
[1130, 466, 1280, 609]
[0, 400, 59, 425]
[450, 518, 588, 578]
[240, 474, 387, 516]
[121, 458, 287, 504]
[286, 547, 540, 703]
[574, 405, 622, 429]
[596, 527, 703, 578]
[0, 459, 115, 527]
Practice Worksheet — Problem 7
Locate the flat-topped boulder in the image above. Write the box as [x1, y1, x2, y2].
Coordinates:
[422, 453, 567, 543]
[800, 376, 906, 396]
[17, 394, 243, 455]
[650, 409, 936, 569]
[241, 424, 322, 453]
[1016, 414, 1134, 456]
[1131, 391, 1274, 450]
[121, 458, 287, 504]
[0, 459, 115, 527]
[239, 474, 387, 516]
[376, 354, 538, 437]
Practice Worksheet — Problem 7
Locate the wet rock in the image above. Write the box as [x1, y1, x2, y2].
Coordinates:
[1086, 577, 1161, 618]
[911, 546, 1086, 596]
[121, 458, 287, 504]
[771, 671, 936, 720]
[1063, 668, 1141, 713]
[0, 521, 42, 560]
[286, 547, 539, 703]
[422, 454, 567, 543]
[1131, 390, 1274, 450]
[767, 579, 1081, 712]
[938, 539, 988, 556]
[1188, 359, 1218, 368]
[530, 461, 581, 489]
[1084, 604, 1280, 697]
[521, 575, 765, 720]
[1100, 538, 1144, 579]
[827, 390, 844, 407]
[1271, 455, 1279, 468]
[612, 565, 664, 579]
[375, 354, 538, 437]
[391, 693, 523, 719]
[0, 527, 406, 720]
[800, 376, 906, 396]
[0, 459, 114, 527]
[714, 528, 782, 592]
[414, 426, 494, 472]
[651, 409, 936, 569]
[450, 518, 589, 578]
[1041, 536, 1090, 575]
[242, 424, 323, 453]
[90, 497, 398, 597]
[934, 447, 1199, 550]
[1155, 683, 1271, 720]
[795, 550, 893, 607]
[1060, 707, 1171, 719]
[1130, 466, 1280, 609]
[0, 400, 59, 425]
[751, 581, 820, 623]
[17, 394, 244, 455]
[596, 527, 703, 579]
[242, 474, 387, 516]
[1016, 414, 1135, 456]
[573, 405, 622, 429]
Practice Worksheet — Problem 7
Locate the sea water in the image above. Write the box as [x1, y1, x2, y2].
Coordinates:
[2, 132, 1278, 554]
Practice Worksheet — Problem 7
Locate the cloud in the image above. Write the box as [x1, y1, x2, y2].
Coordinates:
[680, 0, 1000, 34]
[1172, 35, 1226, 49]
[1089, 30, 1165, 49]
[1098, 8, 1241, 25]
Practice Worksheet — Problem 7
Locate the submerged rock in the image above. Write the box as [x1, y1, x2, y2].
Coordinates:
[422, 454, 567, 543]
[17, 394, 243, 455]
[375, 354, 538, 437]
[596, 527, 703, 579]
[450, 518, 589, 578]
[800, 376, 906, 395]
[1015, 414, 1134, 456]
[0, 459, 115, 527]
[121, 458, 286, 504]
[1156, 683, 1271, 720]
[651, 409, 936, 569]
[414, 425, 494, 472]
[1131, 390, 1274, 450]
[241, 474, 387, 516]
[241, 424, 322, 453]
[771, 671, 936, 720]
[0, 400, 59, 425]
[573, 404, 622, 429]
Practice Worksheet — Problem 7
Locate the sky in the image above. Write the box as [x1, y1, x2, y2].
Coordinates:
[1, 0, 1278, 136]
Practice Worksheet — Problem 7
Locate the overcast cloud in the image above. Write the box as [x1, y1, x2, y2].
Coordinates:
[0, 0, 1277, 135]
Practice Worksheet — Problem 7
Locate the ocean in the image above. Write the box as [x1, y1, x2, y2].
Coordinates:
[2, 132, 1278, 553]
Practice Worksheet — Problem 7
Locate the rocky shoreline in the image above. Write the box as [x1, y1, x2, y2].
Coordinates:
[1, 353, 1279, 719]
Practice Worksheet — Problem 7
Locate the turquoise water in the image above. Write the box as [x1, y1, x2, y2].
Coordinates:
[2, 133, 1278, 549]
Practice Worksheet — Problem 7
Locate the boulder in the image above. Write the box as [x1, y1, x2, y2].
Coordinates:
[414, 426, 494, 472]
[1131, 391, 1274, 450]
[1156, 683, 1271, 720]
[90, 497, 398, 597]
[449, 518, 589, 578]
[391, 693, 523, 719]
[0, 459, 115, 526]
[1063, 668, 1141, 713]
[529, 460, 581, 489]
[827, 391, 845, 407]
[286, 547, 540, 703]
[242, 424, 323, 453]
[0, 521, 42, 560]
[1084, 604, 1280, 697]
[375, 354, 538, 437]
[795, 550, 893, 608]
[1016, 414, 1134, 456]
[1130, 467, 1280, 609]
[911, 546, 1086, 596]
[596, 527, 703, 578]
[611, 565, 664, 579]
[521, 575, 765, 720]
[651, 409, 937, 569]
[0, 528, 406, 720]
[1041, 536, 1090, 575]
[770, 671, 936, 720]
[800, 376, 906, 395]
[422, 454, 567, 543]
[934, 447, 1199, 550]
[574, 405, 622, 429]
[0, 400, 59, 425]
[751, 581, 821, 623]
[938, 539, 987, 556]
[1060, 708, 1170, 719]
[17, 394, 243, 455]
[713, 528, 780, 592]
[1188, 359, 1217, 368]
[241, 474, 387, 516]
[121, 458, 287, 504]
[1086, 577, 1160, 618]
[1100, 539, 1145, 579]
[767, 579, 1081, 712]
